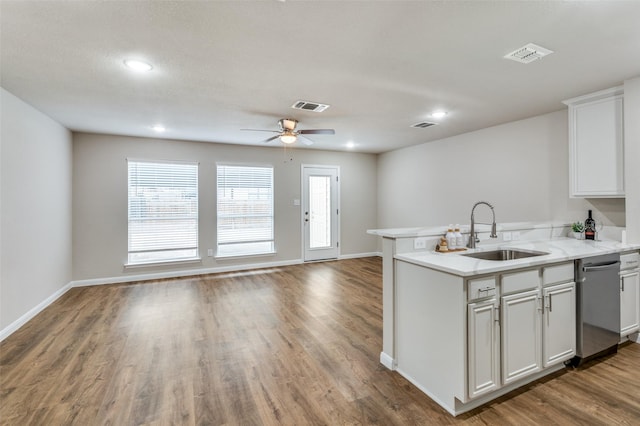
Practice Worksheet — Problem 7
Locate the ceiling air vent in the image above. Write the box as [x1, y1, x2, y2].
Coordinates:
[504, 43, 553, 64]
[291, 100, 330, 112]
[411, 121, 436, 129]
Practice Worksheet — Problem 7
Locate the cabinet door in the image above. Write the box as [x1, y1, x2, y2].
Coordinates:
[501, 290, 542, 384]
[468, 299, 500, 399]
[543, 282, 576, 367]
[568, 94, 624, 197]
[620, 271, 640, 337]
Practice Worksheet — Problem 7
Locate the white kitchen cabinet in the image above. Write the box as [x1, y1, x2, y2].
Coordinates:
[620, 270, 640, 337]
[563, 86, 625, 198]
[542, 282, 576, 366]
[467, 298, 500, 398]
[501, 289, 542, 385]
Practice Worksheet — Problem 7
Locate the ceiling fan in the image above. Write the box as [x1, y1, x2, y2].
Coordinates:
[242, 118, 335, 146]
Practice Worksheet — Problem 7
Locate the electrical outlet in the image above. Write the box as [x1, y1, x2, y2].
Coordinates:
[414, 238, 427, 250]
[293, 199, 300, 206]
[207, 249, 214, 257]
[503, 232, 512, 241]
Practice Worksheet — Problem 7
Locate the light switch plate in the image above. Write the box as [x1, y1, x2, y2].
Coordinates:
[293, 199, 300, 206]
[512, 231, 521, 240]
[207, 249, 214, 257]
[503, 232, 512, 241]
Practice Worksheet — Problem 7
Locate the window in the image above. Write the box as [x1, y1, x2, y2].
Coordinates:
[217, 164, 274, 257]
[127, 160, 198, 264]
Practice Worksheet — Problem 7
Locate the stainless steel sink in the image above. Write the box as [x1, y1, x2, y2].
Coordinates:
[461, 249, 549, 261]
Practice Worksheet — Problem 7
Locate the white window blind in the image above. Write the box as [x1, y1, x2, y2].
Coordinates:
[128, 160, 198, 264]
[217, 164, 274, 257]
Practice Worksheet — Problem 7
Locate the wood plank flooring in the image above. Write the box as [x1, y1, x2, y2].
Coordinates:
[1, 257, 639, 425]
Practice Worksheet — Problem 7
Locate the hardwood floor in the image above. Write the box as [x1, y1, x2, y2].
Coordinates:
[1, 257, 639, 425]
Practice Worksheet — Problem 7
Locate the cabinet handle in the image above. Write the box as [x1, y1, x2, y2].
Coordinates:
[494, 305, 500, 324]
[621, 277, 625, 292]
[479, 287, 496, 296]
[548, 294, 552, 312]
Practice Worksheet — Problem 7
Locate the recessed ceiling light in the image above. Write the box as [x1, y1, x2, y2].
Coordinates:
[431, 111, 448, 119]
[151, 125, 166, 132]
[124, 59, 153, 72]
[346, 141, 356, 149]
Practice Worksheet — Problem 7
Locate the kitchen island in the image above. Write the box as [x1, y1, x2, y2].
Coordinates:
[368, 223, 640, 415]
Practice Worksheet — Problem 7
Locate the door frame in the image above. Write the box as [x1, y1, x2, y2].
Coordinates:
[301, 164, 340, 261]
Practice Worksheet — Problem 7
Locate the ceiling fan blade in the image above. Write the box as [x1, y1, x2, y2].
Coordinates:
[263, 135, 280, 143]
[241, 128, 279, 133]
[298, 134, 315, 146]
[298, 129, 335, 135]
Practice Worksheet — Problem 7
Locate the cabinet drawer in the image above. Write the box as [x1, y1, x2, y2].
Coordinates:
[542, 262, 574, 286]
[502, 269, 540, 294]
[468, 277, 497, 301]
[621, 252, 640, 270]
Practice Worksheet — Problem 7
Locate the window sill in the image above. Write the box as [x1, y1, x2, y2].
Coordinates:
[214, 251, 277, 260]
[124, 257, 202, 269]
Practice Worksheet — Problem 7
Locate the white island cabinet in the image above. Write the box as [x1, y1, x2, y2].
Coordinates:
[467, 277, 499, 399]
[395, 259, 576, 416]
[368, 225, 640, 416]
[620, 252, 640, 337]
[500, 270, 542, 384]
[541, 262, 576, 367]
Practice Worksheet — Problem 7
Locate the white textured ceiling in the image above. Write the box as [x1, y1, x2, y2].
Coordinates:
[2, 1, 640, 153]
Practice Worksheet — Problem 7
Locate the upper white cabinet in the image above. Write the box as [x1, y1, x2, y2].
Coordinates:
[563, 87, 625, 198]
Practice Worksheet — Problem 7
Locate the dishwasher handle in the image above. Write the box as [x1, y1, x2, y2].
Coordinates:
[582, 261, 621, 272]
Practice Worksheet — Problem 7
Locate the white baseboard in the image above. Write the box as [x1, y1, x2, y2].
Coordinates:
[72, 252, 382, 287]
[0, 282, 73, 342]
[339, 252, 382, 260]
[71, 258, 305, 287]
[380, 351, 396, 370]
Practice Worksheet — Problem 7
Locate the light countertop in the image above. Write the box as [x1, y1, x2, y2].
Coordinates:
[395, 238, 640, 277]
[367, 222, 570, 238]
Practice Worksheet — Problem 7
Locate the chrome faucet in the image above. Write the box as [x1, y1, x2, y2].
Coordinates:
[467, 201, 498, 248]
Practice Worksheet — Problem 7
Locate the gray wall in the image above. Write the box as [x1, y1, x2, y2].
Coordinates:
[72, 133, 378, 281]
[377, 110, 626, 230]
[1, 88, 73, 330]
[624, 76, 640, 243]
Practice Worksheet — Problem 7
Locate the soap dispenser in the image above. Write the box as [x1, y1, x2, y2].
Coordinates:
[446, 225, 456, 250]
[454, 225, 463, 249]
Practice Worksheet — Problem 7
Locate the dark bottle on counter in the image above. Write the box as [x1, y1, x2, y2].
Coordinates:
[584, 210, 596, 240]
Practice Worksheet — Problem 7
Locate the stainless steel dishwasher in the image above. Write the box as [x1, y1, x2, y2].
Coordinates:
[573, 253, 621, 365]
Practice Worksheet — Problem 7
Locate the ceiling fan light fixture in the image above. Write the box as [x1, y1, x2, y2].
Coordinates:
[280, 133, 297, 144]
[279, 118, 298, 131]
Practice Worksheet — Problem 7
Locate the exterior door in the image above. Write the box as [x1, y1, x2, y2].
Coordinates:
[302, 165, 339, 261]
